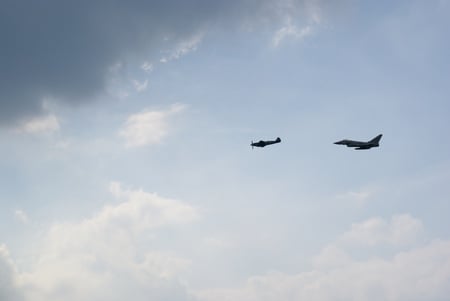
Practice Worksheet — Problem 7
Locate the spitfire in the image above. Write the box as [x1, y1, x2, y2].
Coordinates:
[251, 137, 281, 149]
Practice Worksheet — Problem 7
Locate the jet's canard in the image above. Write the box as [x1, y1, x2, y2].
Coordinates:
[251, 137, 281, 149]
[334, 134, 382, 150]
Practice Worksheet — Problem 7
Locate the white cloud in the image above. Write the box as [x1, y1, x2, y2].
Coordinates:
[197, 240, 450, 301]
[196, 215, 450, 301]
[0, 245, 23, 301]
[160, 33, 204, 63]
[335, 188, 375, 207]
[14, 210, 29, 224]
[311, 244, 352, 269]
[131, 79, 149, 92]
[16, 114, 60, 134]
[339, 214, 424, 247]
[118, 103, 186, 148]
[271, 2, 324, 48]
[7, 184, 199, 301]
[272, 23, 313, 47]
[141, 61, 153, 73]
[109, 181, 123, 198]
[98, 181, 199, 231]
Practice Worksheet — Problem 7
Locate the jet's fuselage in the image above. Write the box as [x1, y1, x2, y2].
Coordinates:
[334, 134, 382, 150]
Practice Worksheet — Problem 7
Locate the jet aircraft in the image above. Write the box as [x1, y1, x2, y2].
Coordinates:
[334, 134, 382, 150]
[251, 137, 281, 149]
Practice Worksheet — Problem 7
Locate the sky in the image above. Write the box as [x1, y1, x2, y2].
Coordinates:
[1, 0, 450, 300]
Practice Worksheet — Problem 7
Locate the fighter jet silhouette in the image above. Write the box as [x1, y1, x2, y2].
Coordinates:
[251, 137, 281, 149]
[334, 134, 382, 150]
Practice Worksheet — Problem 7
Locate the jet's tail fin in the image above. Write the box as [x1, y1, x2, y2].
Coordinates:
[369, 134, 382, 145]
[275, 137, 281, 142]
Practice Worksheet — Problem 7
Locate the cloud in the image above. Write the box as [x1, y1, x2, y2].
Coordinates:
[14, 210, 29, 224]
[272, 23, 313, 47]
[160, 33, 204, 63]
[6, 184, 199, 301]
[0, 246, 23, 301]
[109, 181, 124, 198]
[119, 103, 186, 148]
[335, 187, 376, 207]
[0, 0, 327, 124]
[98, 181, 199, 230]
[131, 79, 149, 92]
[141, 61, 154, 73]
[197, 240, 450, 301]
[195, 215, 450, 301]
[15, 114, 60, 134]
[270, 0, 324, 47]
[338, 214, 424, 247]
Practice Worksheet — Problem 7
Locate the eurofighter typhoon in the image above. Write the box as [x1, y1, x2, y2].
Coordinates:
[334, 134, 382, 150]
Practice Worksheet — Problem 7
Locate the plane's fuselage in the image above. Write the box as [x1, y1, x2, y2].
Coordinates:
[335, 140, 377, 147]
[334, 134, 382, 150]
[251, 138, 281, 148]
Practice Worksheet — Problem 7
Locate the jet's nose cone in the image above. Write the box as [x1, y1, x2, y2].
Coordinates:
[334, 141, 341, 145]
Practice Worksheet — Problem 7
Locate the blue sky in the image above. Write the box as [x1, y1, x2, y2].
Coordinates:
[1, 1, 450, 300]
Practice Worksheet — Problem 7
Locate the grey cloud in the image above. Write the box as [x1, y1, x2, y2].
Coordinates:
[0, 0, 215, 123]
[0, 0, 319, 124]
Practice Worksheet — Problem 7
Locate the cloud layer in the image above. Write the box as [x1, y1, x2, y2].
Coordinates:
[0, 0, 324, 124]
[196, 215, 450, 301]
[2, 195, 450, 301]
[0, 183, 198, 301]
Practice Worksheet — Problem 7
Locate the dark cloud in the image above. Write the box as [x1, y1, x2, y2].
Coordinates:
[0, 0, 316, 124]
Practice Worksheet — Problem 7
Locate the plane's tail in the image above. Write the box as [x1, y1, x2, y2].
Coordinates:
[275, 137, 281, 142]
[368, 134, 382, 145]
